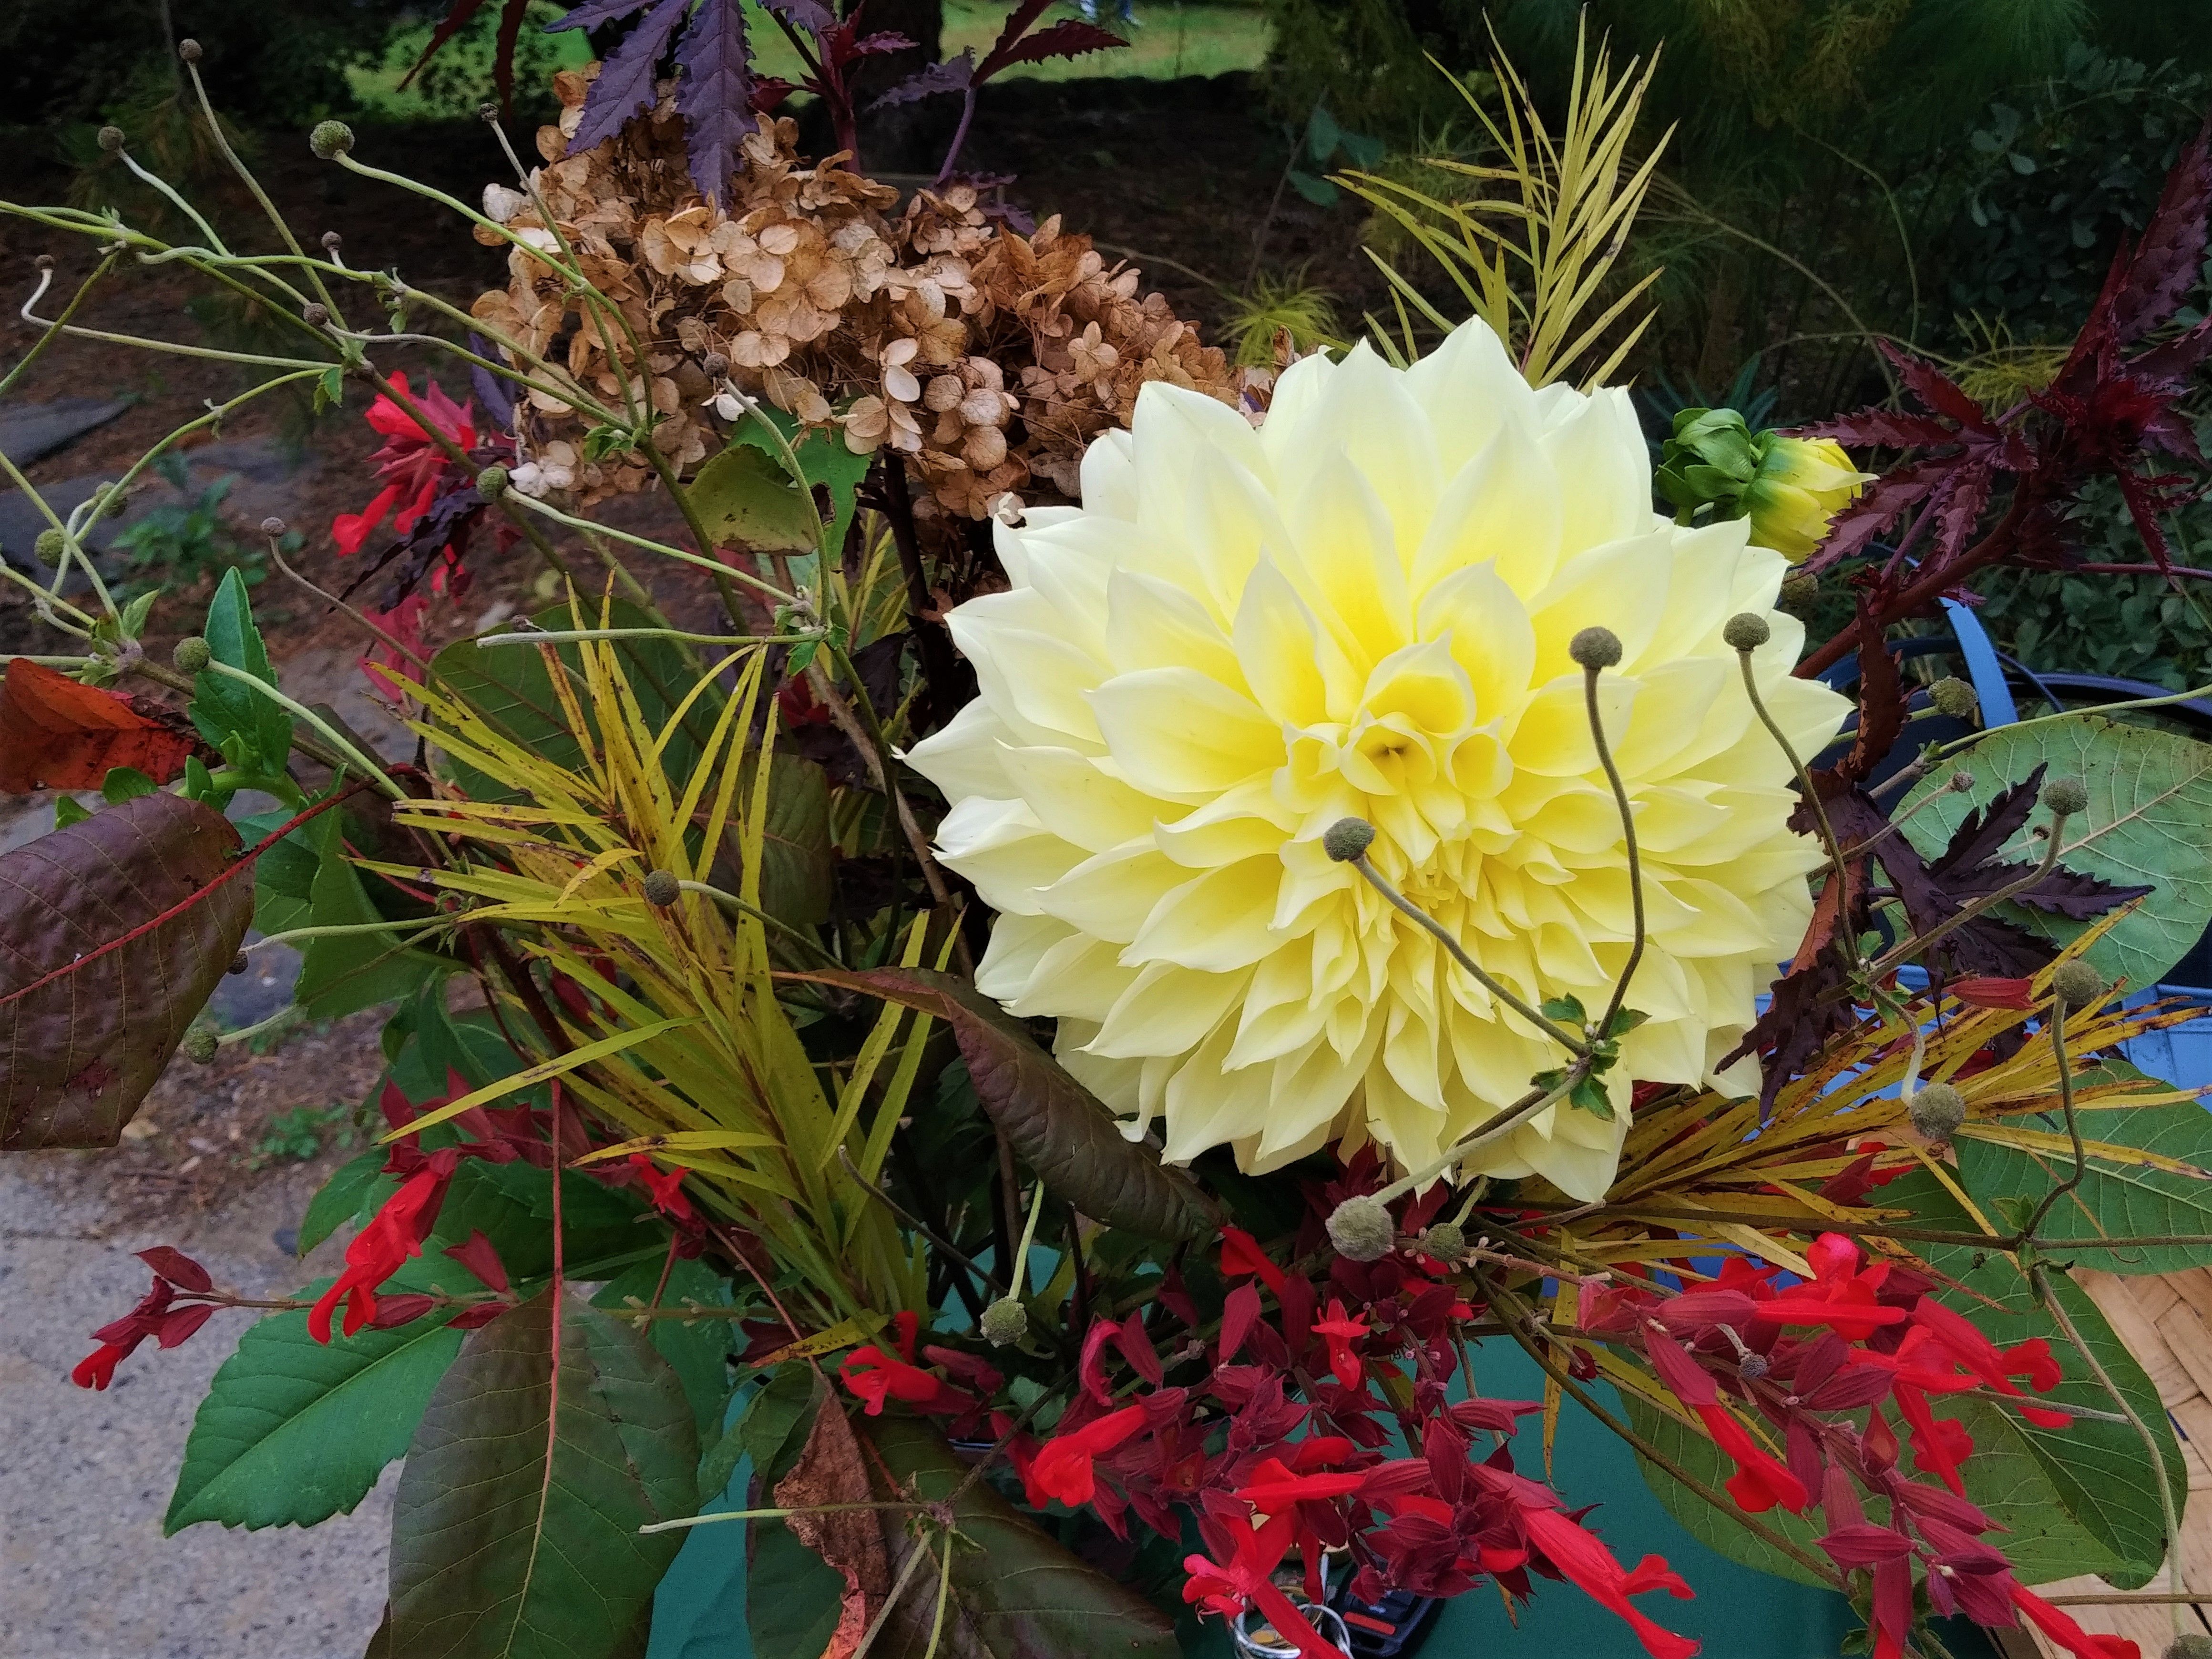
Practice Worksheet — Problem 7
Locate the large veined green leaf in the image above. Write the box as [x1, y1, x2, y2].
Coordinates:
[164, 1256, 467, 1534]
[686, 442, 822, 554]
[290, 806, 447, 1019]
[1902, 715, 2212, 987]
[1623, 1399, 1839, 1589]
[1876, 1168, 2185, 1586]
[590, 1254, 734, 1436]
[860, 1414, 1181, 1659]
[1955, 1061, 2212, 1273]
[389, 1290, 698, 1659]
[810, 968, 1220, 1241]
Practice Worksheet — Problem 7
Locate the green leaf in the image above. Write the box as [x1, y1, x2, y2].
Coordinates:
[687, 441, 822, 554]
[53, 795, 91, 829]
[1541, 995, 1588, 1024]
[192, 566, 292, 777]
[1956, 1061, 2212, 1273]
[731, 405, 871, 559]
[591, 1255, 734, 1436]
[1879, 1167, 2186, 1585]
[858, 1414, 1180, 1659]
[164, 1257, 466, 1533]
[813, 968, 1220, 1241]
[297, 1146, 389, 1258]
[237, 804, 319, 937]
[1624, 1399, 1835, 1588]
[389, 1290, 699, 1659]
[1339, 127, 1388, 168]
[1286, 168, 1340, 207]
[119, 588, 158, 640]
[1305, 104, 1342, 162]
[100, 766, 156, 803]
[1903, 716, 2212, 987]
[290, 807, 445, 1020]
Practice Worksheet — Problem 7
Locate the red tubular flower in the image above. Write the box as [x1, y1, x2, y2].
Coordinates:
[1024, 1404, 1148, 1508]
[1311, 1300, 1370, 1391]
[1220, 1227, 1287, 1293]
[2009, 1582, 2140, 1659]
[1951, 976, 2036, 1009]
[1751, 1237, 1906, 1339]
[307, 1166, 451, 1343]
[333, 373, 478, 555]
[1894, 1383, 1974, 1498]
[1692, 1402, 1810, 1514]
[1519, 1504, 1700, 1659]
[71, 1342, 131, 1391]
[70, 1249, 218, 1388]
[625, 1153, 696, 1224]
[1183, 1511, 1342, 1659]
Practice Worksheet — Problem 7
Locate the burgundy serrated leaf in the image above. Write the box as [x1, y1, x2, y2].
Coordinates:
[2110, 117, 2212, 345]
[872, 51, 974, 108]
[980, 17, 1127, 77]
[762, 0, 835, 33]
[1879, 341, 1994, 434]
[569, 0, 691, 156]
[544, 0, 657, 31]
[1809, 410, 1964, 450]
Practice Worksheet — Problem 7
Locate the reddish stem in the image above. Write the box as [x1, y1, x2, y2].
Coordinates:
[1795, 494, 2034, 679]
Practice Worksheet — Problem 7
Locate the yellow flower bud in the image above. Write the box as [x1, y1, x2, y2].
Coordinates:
[1742, 437, 1873, 563]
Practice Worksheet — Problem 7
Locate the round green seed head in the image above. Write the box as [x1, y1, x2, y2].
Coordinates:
[1326, 1194, 1395, 1262]
[642, 869, 681, 907]
[1415, 1221, 1466, 1262]
[1948, 769, 1976, 794]
[1776, 574, 1820, 616]
[1321, 817, 1376, 864]
[1569, 625, 1623, 671]
[2041, 775, 2089, 817]
[308, 120, 355, 161]
[1737, 1351, 1770, 1381]
[34, 528, 65, 561]
[476, 465, 510, 501]
[2162, 1638, 2212, 1659]
[1928, 677, 1979, 720]
[1721, 612, 1772, 652]
[172, 636, 212, 674]
[2051, 959, 2106, 1013]
[178, 39, 202, 64]
[979, 1297, 1028, 1347]
[1908, 1081, 1966, 1142]
[97, 125, 125, 154]
[228, 952, 250, 976]
[260, 516, 287, 538]
[182, 1027, 219, 1064]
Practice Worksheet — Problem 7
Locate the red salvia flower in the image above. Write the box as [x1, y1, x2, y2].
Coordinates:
[1024, 1404, 1148, 1508]
[307, 1165, 451, 1343]
[70, 1248, 217, 1389]
[2009, 1582, 2140, 1659]
[1518, 1503, 1700, 1659]
[1311, 1300, 1370, 1391]
[1220, 1226, 1288, 1293]
[333, 373, 478, 556]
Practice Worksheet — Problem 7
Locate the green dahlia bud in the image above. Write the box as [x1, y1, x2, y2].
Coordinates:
[172, 636, 212, 674]
[979, 1297, 1028, 1347]
[642, 869, 682, 907]
[1321, 817, 1376, 864]
[2042, 775, 2089, 817]
[1414, 1221, 1466, 1262]
[308, 120, 355, 161]
[1655, 407, 1870, 563]
[2051, 959, 2106, 1014]
[1721, 612, 1771, 652]
[182, 1027, 220, 1064]
[34, 528, 65, 562]
[1908, 1081, 1966, 1143]
[1326, 1194, 1395, 1262]
[1569, 625, 1622, 671]
[476, 465, 510, 501]
[1929, 677, 1979, 720]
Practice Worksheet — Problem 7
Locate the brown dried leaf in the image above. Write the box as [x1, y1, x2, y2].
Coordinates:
[0, 792, 252, 1147]
[771, 1384, 890, 1659]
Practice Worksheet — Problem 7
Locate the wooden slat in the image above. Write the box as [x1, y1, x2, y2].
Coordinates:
[2081, 1270, 2200, 1406]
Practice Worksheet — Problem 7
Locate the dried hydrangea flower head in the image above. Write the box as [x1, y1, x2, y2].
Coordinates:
[469, 65, 1244, 520]
[907, 318, 1849, 1200]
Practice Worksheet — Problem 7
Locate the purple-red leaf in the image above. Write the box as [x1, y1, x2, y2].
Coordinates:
[569, 0, 690, 156]
[1810, 410, 1965, 450]
[1881, 342, 1993, 433]
[980, 17, 1127, 78]
[2111, 117, 2212, 345]
[544, 0, 656, 30]
[762, 0, 835, 33]
[872, 51, 973, 108]
[0, 792, 252, 1148]
[676, 0, 759, 206]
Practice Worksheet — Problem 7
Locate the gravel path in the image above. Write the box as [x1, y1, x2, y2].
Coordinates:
[0, 1156, 392, 1659]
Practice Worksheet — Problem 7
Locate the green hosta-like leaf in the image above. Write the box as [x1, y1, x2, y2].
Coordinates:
[389, 1290, 698, 1659]
[1955, 1062, 2212, 1273]
[164, 1257, 467, 1534]
[291, 807, 446, 1019]
[859, 1414, 1180, 1659]
[1903, 716, 2212, 987]
[236, 804, 318, 937]
[728, 406, 871, 560]
[191, 566, 293, 776]
[811, 968, 1220, 1240]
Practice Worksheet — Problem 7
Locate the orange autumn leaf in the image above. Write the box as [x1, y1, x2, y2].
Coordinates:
[0, 660, 200, 794]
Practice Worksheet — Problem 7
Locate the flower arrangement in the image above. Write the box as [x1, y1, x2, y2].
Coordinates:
[5, 18, 2212, 1659]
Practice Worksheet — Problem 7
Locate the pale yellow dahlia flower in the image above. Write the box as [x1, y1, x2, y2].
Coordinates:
[906, 319, 1849, 1201]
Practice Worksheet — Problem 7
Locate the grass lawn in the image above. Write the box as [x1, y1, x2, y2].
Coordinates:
[350, 0, 1269, 119]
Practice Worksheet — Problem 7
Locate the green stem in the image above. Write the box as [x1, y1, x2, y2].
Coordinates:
[501, 488, 792, 603]
[199, 659, 403, 798]
[1583, 660, 1646, 1037]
